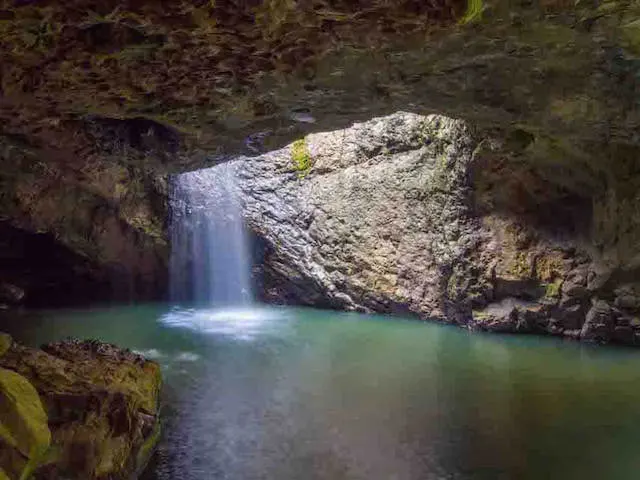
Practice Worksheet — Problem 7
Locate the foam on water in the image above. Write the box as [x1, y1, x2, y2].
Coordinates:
[160, 306, 287, 341]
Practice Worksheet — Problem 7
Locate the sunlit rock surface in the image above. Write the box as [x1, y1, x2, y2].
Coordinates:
[240, 112, 640, 345]
[0, 334, 161, 479]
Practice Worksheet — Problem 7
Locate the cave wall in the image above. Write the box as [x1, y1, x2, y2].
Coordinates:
[0, 0, 639, 160]
[0, 132, 168, 307]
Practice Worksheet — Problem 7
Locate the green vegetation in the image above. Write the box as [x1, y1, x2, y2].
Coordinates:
[509, 252, 531, 278]
[0, 335, 11, 357]
[622, 19, 640, 54]
[534, 255, 564, 282]
[135, 421, 162, 475]
[544, 279, 562, 299]
[472, 310, 491, 321]
[291, 138, 312, 178]
[460, 0, 483, 24]
[0, 367, 51, 479]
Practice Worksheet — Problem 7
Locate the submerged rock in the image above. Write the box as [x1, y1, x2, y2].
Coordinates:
[0, 335, 161, 479]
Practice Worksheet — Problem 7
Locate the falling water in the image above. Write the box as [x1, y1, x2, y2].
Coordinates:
[169, 161, 252, 306]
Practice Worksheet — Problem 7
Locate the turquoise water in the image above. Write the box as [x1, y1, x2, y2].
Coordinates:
[2, 304, 640, 480]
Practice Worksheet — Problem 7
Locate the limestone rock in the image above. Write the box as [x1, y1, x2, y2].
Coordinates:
[0, 335, 161, 479]
[1, 0, 639, 161]
[0, 141, 169, 306]
[1, 0, 639, 310]
[242, 113, 480, 318]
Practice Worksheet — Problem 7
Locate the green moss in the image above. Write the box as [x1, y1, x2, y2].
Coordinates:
[291, 138, 312, 178]
[0, 367, 51, 479]
[472, 310, 491, 321]
[0, 468, 9, 480]
[509, 252, 531, 278]
[622, 19, 640, 55]
[447, 273, 459, 298]
[550, 96, 601, 123]
[460, 0, 483, 24]
[0, 334, 11, 357]
[135, 421, 161, 474]
[534, 255, 564, 282]
[544, 279, 562, 299]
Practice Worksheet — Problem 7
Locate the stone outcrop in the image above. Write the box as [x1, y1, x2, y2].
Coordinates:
[0, 334, 161, 479]
[239, 113, 640, 345]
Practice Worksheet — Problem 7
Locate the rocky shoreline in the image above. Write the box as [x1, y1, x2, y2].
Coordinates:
[0, 334, 161, 479]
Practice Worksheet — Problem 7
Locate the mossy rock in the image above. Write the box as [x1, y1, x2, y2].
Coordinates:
[0, 367, 51, 480]
[0, 335, 11, 358]
[135, 421, 161, 476]
[291, 138, 312, 178]
[544, 279, 563, 299]
[0, 339, 161, 479]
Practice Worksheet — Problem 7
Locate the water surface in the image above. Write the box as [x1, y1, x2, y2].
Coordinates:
[1, 305, 639, 480]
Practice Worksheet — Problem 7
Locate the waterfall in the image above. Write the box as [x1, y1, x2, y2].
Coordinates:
[169, 161, 252, 306]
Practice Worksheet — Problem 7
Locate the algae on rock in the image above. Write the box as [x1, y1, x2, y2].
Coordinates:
[291, 138, 312, 178]
[0, 367, 51, 480]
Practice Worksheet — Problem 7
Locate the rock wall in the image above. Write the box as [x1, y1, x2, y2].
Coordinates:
[240, 113, 640, 345]
[0, 134, 169, 306]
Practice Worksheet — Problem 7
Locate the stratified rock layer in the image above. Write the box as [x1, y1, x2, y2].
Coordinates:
[0, 335, 161, 479]
[240, 113, 640, 345]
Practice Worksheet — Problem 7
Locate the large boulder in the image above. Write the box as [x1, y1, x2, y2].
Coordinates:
[0, 335, 161, 479]
[239, 112, 640, 345]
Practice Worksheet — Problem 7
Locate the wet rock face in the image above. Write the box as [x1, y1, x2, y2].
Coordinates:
[240, 113, 640, 345]
[0, 335, 161, 479]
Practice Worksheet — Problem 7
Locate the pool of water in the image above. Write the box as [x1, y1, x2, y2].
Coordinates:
[1, 304, 640, 480]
